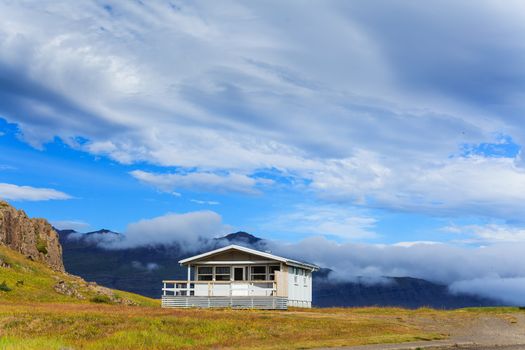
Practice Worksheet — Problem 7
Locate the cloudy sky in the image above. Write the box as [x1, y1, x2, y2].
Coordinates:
[1, 0, 525, 302]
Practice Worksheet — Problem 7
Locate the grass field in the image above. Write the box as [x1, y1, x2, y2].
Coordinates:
[0, 302, 438, 349]
[1, 302, 524, 350]
[1, 244, 524, 349]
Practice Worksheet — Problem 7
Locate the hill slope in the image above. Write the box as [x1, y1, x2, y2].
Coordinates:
[0, 243, 157, 306]
[0, 201, 157, 306]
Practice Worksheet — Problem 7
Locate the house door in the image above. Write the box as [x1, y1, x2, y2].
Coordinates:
[233, 267, 244, 281]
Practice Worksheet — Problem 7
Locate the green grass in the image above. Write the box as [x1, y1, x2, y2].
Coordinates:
[0, 280, 12, 291]
[90, 295, 112, 303]
[35, 238, 48, 255]
[0, 244, 157, 306]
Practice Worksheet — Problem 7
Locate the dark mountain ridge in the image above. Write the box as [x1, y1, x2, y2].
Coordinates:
[85, 229, 119, 236]
[56, 228, 502, 308]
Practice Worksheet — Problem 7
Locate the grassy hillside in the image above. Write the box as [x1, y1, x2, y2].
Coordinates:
[0, 244, 157, 306]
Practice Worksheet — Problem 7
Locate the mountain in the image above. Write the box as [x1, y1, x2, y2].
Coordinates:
[57, 228, 190, 297]
[313, 269, 499, 308]
[56, 228, 503, 308]
[85, 229, 120, 236]
[221, 231, 262, 245]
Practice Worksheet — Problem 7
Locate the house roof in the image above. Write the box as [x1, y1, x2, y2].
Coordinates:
[179, 244, 319, 271]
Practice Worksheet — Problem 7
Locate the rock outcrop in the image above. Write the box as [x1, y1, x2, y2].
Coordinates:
[0, 201, 64, 272]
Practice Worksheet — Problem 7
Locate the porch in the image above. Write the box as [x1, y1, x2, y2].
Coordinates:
[161, 295, 287, 309]
[162, 280, 278, 297]
[162, 280, 285, 309]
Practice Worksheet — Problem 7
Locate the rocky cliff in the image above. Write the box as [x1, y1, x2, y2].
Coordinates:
[0, 201, 64, 272]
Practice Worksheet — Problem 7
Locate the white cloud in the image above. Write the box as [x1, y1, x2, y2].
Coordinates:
[443, 223, 525, 243]
[393, 241, 442, 247]
[310, 154, 525, 219]
[0, 165, 16, 171]
[130, 170, 268, 195]
[261, 204, 378, 240]
[106, 211, 226, 250]
[51, 220, 90, 232]
[190, 199, 220, 205]
[450, 278, 525, 305]
[0, 1, 525, 220]
[0, 183, 71, 201]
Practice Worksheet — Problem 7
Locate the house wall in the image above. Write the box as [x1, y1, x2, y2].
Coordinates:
[285, 265, 313, 308]
[179, 248, 315, 306]
[189, 251, 281, 297]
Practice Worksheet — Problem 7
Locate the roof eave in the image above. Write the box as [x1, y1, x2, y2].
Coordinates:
[177, 244, 318, 270]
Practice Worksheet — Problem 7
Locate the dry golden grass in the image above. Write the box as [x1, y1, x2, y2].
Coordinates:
[0, 302, 449, 350]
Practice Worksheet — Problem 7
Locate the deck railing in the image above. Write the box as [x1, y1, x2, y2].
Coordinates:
[162, 280, 277, 297]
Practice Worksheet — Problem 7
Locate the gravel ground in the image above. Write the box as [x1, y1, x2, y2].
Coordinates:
[316, 313, 525, 350]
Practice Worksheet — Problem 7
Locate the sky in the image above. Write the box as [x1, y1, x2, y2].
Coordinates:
[2, 0, 525, 303]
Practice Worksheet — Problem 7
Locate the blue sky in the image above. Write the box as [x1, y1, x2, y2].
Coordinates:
[5, 2, 525, 303]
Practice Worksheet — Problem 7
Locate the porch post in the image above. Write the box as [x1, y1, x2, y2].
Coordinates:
[187, 264, 191, 296]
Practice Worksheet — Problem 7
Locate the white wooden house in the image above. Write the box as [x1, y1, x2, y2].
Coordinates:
[161, 244, 318, 309]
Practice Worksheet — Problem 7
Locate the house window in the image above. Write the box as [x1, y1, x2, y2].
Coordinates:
[251, 266, 267, 280]
[269, 265, 280, 280]
[215, 266, 231, 281]
[197, 266, 213, 281]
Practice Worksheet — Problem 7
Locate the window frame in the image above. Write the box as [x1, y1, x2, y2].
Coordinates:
[197, 266, 213, 281]
[214, 266, 231, 281]
[268, 265, 280, 281]
[250, 265, 267, 281]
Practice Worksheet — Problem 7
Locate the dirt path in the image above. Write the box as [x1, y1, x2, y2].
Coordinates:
[316, 313, 525, 350]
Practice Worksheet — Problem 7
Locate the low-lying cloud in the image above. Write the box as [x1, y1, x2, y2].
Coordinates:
[131, 261, 160, 272]
[52, 220, 90, 232]
[106, 211, 226, 251]
[268, 237, 525, 305]
[449, 278, 525, 305]
[63, 210, 525, 305]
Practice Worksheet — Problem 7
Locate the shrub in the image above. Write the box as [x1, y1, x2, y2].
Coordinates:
[0, 281, 11, 292]
[36, 239, 48, 255]
[90, 295, 112, 304]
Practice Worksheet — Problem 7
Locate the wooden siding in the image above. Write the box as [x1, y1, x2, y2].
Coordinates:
[275, 270, 288, 297]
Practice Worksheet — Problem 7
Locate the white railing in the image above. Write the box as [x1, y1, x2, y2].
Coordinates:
[162, 280, 277, 297]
